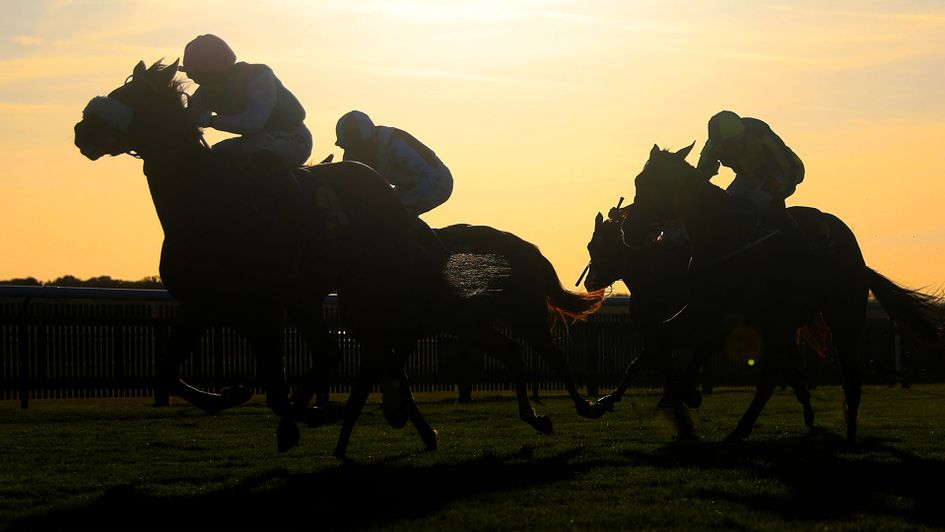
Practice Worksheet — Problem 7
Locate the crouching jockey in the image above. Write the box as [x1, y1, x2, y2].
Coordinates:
[181, 34, 313, 274]
[335, 110, 454, 263]
[181, 34, 312, 169]
[696, 110, 805, 236]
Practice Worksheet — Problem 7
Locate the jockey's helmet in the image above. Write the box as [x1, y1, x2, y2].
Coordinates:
[180, 34, 236, 75]
[708, 110, 746, 141]
[335, 110, 376, 149]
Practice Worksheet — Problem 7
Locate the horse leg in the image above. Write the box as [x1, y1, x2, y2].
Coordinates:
[829, 318, 863, 445]
[598, 347, 655, 411]
[398, 368, 438, 450]
[244, 321, 300, 453]
[458, 325, 553, 434]
[333, 367, 375, 459]
[162, 309, 252, 413]
[725, 344, 779, 443]
[516, 316, 605, 419]
[784, 347, 815, 428]
[287, 303, 341, 409]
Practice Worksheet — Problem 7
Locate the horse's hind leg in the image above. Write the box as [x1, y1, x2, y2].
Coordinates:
[828, 317, 863, 444]
[286, 303, 343, 416]
[333, 367, 374, 459]
[783, 346, 815, 428]
[399, 369, 437, 450]
[516, 317, 605, 419]
[458, 325, 553, 434]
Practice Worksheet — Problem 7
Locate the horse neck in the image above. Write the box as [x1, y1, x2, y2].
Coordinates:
[621, 243, 689, 298]
[679, 182, 741, 258]
[141, 138, 213, 238]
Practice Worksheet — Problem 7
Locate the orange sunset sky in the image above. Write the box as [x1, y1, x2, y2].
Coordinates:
[1, 1, 944, 293]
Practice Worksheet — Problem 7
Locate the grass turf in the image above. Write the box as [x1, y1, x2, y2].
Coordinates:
[1, 385, 943, 530]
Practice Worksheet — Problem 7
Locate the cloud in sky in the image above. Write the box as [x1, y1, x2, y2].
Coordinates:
[10, 36, 45, 46]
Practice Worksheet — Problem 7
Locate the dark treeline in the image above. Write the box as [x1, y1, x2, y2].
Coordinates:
[0, 275, 164, 289]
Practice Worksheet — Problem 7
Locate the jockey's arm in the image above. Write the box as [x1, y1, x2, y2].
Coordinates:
[211, 69, 278, 135]
[186, 90, 209, 126]
[696, 140, 721, 178]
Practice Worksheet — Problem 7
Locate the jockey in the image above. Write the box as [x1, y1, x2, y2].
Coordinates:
[335, 110, 454, 264]
[334, 110, 453, 217]
[181, 34, 312, 169]
[696, 110, 804, 213]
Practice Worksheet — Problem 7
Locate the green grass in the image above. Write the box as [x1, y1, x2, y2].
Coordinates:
[1, 385, 943, 530]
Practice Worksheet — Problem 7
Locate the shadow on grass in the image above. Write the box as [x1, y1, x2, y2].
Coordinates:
[10, 447, 596, 531]
[625, 429, 945, 527]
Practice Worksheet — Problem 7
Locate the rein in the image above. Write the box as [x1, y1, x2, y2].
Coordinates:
[689, 229, 781, 268]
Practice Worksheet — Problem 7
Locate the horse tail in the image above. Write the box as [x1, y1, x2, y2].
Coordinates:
[867, 267, 945, 354]
[536, 251, 606, 329]
[436, 224, 604, 328]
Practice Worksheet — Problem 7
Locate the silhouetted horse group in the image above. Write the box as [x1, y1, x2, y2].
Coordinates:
[75, 61, 944, 457]
[584, 144, 945, 443]
[74, 60, 604, 457]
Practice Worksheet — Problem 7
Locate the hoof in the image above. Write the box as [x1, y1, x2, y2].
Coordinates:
[682, 386, 703, 409]
[297, 405, 342, 428]
[597, 395, 617, 412]
[422, 428, 439, 451]
[804, 408, 815, 428]
[277, 419, 300, 453]
[723, 431, 746, 444]
[221, 385, 254, 406]
[531, 416, 553, 435]
[384, 409, 409, 429]
[579, 401, 607, 419]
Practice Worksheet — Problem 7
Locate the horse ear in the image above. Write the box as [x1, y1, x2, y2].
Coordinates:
[159, 59, 180, 84]
[133, 60, 147, 78]
[595, 212, 604, 228]
[675, 141, 696, 160]
[650, 144, 661, 158]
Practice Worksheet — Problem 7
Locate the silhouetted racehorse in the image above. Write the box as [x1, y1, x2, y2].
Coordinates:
[312, 224, 607, 455]
[584, 205, 816, 430]
[74, 60, 606, 458]
[74, 60, 432, 452]
[609, 143, 945, 443]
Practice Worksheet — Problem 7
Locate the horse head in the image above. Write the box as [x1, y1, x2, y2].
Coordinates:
[584, 208, 630, 292]
[75, 59, 196, 160]
[630, 142, 704, 228]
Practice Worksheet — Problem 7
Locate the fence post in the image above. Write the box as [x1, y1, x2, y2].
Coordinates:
[153, 320, 170, 407]
[581, 321, 599, 397]
[17, 297, 31, 409]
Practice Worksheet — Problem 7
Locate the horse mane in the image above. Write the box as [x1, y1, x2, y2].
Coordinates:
[134, 60, 204, 147]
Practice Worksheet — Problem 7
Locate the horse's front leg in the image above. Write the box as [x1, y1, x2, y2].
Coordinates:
[333, 367, 375, 459]
[245, 321, 299, 452]
[398, 369, 438, 450]
[161, 307, 252, 413]
[597, 341, 659, 411]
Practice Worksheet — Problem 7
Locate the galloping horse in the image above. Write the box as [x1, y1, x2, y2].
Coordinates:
[584, 205, 815, 429]
[75, 60, 438, 452]
[597, 143, 944, 443]
[317, 224, 609, 456]
[75, 60, 607, 458]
